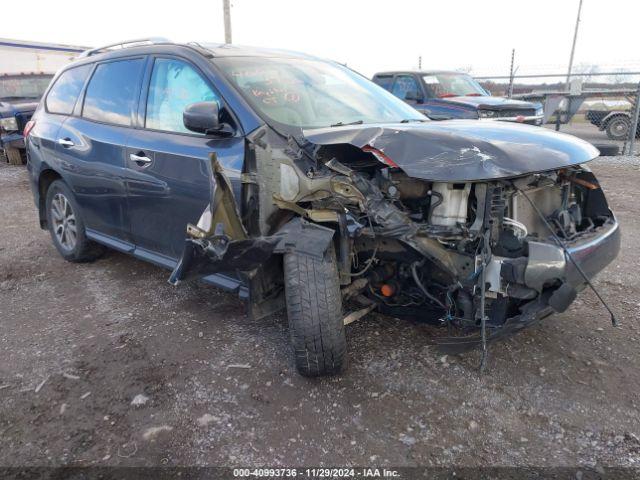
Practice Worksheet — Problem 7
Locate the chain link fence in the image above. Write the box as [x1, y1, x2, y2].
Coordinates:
[475, 71, 640, 156]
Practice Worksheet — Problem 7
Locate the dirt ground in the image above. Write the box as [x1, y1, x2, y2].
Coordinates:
[1, 158, 639, 471]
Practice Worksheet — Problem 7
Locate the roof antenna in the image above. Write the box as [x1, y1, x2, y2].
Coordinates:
[517, 187, 618, 327]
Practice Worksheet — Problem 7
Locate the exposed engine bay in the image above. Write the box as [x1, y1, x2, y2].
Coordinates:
[278, 142, 617, 345]
[170, 123, 620, 354]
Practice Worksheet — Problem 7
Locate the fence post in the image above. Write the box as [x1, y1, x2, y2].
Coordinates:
[627, 81, 640, 156]
[507, 49, 515, 98]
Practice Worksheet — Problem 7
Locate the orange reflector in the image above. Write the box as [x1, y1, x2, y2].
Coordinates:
[380, 284, 395, 297]
[362, 145, 399, 168]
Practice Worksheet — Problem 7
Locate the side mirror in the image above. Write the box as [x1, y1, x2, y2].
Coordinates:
[183, 101, 233, 136]
[404, 90, 423, 103]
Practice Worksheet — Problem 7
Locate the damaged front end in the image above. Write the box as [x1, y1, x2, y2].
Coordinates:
[171, 121, 620, 353]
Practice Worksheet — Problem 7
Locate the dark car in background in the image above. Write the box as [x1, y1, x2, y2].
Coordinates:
[0, 73, 53, 164]
[373, 70, 544, 125]
[586, 108, 640, 141]
[26, 40, 618, 377]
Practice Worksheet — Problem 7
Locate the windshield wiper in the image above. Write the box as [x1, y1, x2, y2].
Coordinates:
[330, 120, 364, 127]
[400, 118, 428, 123]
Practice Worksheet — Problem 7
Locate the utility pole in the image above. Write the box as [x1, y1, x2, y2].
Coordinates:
[565, 0, 583, 88]
[223, 0, 232, 44]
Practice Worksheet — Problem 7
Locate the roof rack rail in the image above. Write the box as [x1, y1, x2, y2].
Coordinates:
[79, 37, 172, 57]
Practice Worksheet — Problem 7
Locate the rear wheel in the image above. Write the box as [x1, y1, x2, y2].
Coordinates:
[45, 180, 105, 262]
[605, 116, 630, 141]
[283, 246, 346, 377]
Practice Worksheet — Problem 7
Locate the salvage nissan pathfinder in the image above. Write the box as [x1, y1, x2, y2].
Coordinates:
[26, 39, 620, 376]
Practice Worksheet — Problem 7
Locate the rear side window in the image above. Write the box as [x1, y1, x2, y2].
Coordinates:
[373, 75, 394, 91]
[145, 58, 219, 134]
[82, 58, 145, 126]
[45, 65, 92, 115]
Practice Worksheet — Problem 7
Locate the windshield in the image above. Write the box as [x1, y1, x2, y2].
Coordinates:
[0, 75, 53, 101]
[215, 57, 426, 128]
[422, 73, 487, 98]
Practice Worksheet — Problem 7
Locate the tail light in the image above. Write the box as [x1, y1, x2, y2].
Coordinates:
[362, 145, 399, 168]
[23, 120, 36, 139]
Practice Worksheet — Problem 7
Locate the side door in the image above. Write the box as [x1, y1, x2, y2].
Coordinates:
[28, 64, 92, 187]
[124, 55, 244, 262]
[54, 57, 146, 242]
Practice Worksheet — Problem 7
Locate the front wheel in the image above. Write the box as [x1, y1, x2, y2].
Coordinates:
[283, 247, 346, 377]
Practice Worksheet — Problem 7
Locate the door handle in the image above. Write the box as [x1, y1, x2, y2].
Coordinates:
[57, 138, 75, 148]
[130, 153, 152, 165]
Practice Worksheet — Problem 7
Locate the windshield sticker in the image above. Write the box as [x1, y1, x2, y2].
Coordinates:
[422, 76, 440, 84]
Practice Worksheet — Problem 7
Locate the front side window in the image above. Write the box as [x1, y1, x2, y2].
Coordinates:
[45, 66, 91, 115]
[422, 73, 487, 98]
[215, 57, 425, 129]
[82, 59, 145, 126]
[145, 58, 219, 133]
[391, 75, 420, 100]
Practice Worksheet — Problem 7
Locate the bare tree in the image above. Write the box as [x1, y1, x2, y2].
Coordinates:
[572, 63, 600, 82]
[608, 68, 628, 85]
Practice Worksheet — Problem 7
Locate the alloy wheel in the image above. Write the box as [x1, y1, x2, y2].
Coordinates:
[51, 193, 77, 251]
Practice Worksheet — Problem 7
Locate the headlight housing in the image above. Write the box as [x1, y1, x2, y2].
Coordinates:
[0, 116, 19, 132]
[478, 110, 496, 119]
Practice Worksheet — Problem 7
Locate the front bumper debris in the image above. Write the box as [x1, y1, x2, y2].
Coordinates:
[440, 218, 620, 353]
[506, 218, 620, 294]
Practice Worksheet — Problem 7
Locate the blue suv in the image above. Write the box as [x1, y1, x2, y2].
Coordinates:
[373, 71, 544, 125]
[27, 40, 618, 376]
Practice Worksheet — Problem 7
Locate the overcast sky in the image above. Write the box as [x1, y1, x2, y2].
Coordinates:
[4, 0, 639, 78]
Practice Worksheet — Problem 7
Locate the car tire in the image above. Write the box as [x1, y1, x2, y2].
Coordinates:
[45, 180, 105, 262]
[5, 147, 23, 165]
[594, 144, 619, 156]
[605, 116, 630, 141]
[283, 246, 346, 377]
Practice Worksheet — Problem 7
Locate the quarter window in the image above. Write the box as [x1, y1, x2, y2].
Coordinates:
[82, 59, 145, 126]
[45, 65, 92, 115]
[145, 58, 219, 134]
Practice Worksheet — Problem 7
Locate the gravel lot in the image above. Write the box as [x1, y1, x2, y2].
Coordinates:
[1, 158, 639, 471]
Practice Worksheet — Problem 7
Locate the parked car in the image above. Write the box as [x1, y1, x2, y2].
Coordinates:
[373, 70, 544, 125]
[0, 74, 53, 164]
[586, 109, 640, 141]
[0, 38, 86, 164]
[27, 40, 619, 376]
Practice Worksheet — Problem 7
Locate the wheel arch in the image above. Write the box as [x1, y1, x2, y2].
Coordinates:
[37, 168, 63, 229]
[601, 111, 630, 129]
